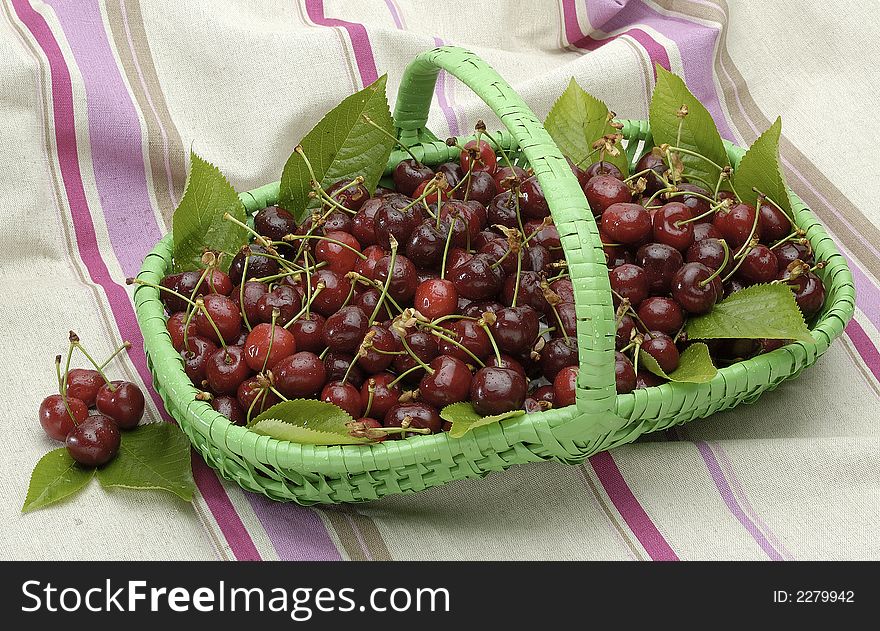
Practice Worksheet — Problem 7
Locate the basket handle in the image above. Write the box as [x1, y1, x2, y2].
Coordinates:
[394, 46, 623, 439]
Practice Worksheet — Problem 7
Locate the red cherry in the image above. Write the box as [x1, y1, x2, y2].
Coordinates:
[39, 394, 88, 441]
[460, 139, 497, 174]
[65, 415, 120, 466]
[166, 312, 199, 352]
[95, 381, 145, 430]
[414, 278, 458, 321]
[601, 203, 652, 246]
[418, 355, 472, 409]
[652, 202, 695, 251]
[553, 366, 578, 407]
[243, 323, 297, 372]
[65, 368, 104, 407]
[315, 230, 362, 275]
[321, 381, 363, 418]
[360, 373, 402, 420]
[273, 351, 327, 398]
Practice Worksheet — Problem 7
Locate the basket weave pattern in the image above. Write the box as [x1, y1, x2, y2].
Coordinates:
[133, 47, 854, 505]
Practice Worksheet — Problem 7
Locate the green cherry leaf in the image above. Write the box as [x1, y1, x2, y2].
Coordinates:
[96, 423, 195, 501]
[172, 151, 248, 273]
[685, 283, 813, 342]
[545, 78, 628, 176]
[22, 448, 95, 513]
[639, 342, 717, 383]
[439, 402, 525, 439]
[732, 117, 792, 214]
[279, 75, 395, 223]
[247, 399, 371, 445]
[649, 65, 730, 191]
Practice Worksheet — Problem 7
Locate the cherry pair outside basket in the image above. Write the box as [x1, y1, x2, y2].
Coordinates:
[133, 46, 855, 505]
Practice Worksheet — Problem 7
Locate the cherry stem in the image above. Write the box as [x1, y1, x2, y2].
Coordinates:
[479, 321, 503, 365]
[439, 216, 458, 280]
[239, 254, 253, 331]
[269, 386, 288, 402]
[623, 167, 657, 183]
[341, 352, 360, 385]
[431, 314, 478, 326]
[721, 243, 752, 284]
[303, 250, 314, 319]
[127, 277, 197, 309]
[666, 145, 724, 173]
[98, 341, 131, 370]
[70, 332, 115, 390]
[510, 248, 523, 308]
[369, 237, 398, 325]
[673, 200, 727, 227]
[548, 301, 570, 342]
[422, 327, 486, 367]
[769, 231, 804, 250]
[56, 348, 80, 425]
[363, 379, 376, 418]
[753, 187, 796, 225]
[283, 234, 367, 259]
[523, 217, 553, 246]
[55, 354, 64, 394]
[699, 238, 730, 287]
[260, 309, 279, 374]
[734, 197, 763, 260]
[387, 364, 424, 388]
[284, 282, 325, 329]
[195, 297, 228, 351]
[573, 144, 604, 168]
[349, 273, 404, 315]
[362, 114, 422, 165]
[295, 145, 319, 183]
[245, 387, 266, 426]
[398, 333, 434, 373]
[223, 212, 272, 249]
[313, 186, 358, 215]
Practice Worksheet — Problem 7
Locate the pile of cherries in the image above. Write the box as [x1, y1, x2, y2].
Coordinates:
[143, 134, 825, 440]
[39, 333, 145, 465]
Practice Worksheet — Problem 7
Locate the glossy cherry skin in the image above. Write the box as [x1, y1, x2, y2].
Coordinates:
[384, 403, 442, 435]
[635, 370, 665, 389]
[436, 162, 463, 189]
[360, 373, 401, 420]
[528, 222, 562, 259]
[553, 366, 578, 408]
[194, 294, 242, 345]
[779, 269, 826, 318]
[39, 394, 88, 441]
[393, 331, 438, 380]
[231, 281, 269, 327]
[635, 151, 668, 194]
[160, 272, 197, 313]
[460, 139, 497, 174]
[166, 312, 198, 352]
[713, 203, 757, 249]
[686, 238, 732, 277]
[610, 264, 649, 307]
[583, 174, 631, 216]
[693, 222, 722, 242]
[540, 337, 579, 380]
[357, 325, 401, 374]
[532, 384, 555, 406]
[774, 241, 813, 271]
[520, 178, 549, 220]
[437, 319, 492, 361]
[440, 200, 484, 245]
[181, 335, 218, 384]
[374, 196, 423, 250]
[325, 178, 370, 212]
[321, 306, 369, 353]
[616, 314, 636, 350]
[601, 203, 652, 246]
[486, 354, 527, 382]
[354, 288, 394, 322]
[758, 202, 791, 243]
[491, 306, 540, 355]
[479, 238, 518, 275]
[205, 345, 253, 395]
[287, 313, 325, 354]
[636, 242, 684, 295]
[321, 381, 363, 419]
[393, 159, 434, 196]
[652, 202, 695, 251]
[637, 297, 684, 336]
[493, 165, 528, 190]
[469, 367, 527, 416]
[212, 395, 246, 425]
[323, 352, 364, 388]
[737, 244, 778, 285]
[65, 368, 104, 407]
[676, 183, 712, 217]
[323, 209, 354, 234]
[449, 253, 503, 300]
[414, 278, 458, 321]
[243, 323, 297, 372]
[273, 351, 327, 398]
[65, 415, 120, 466]
[315, 230, 362, 275]
[551, 278, 574, 305]
[642, 331, 680, 373]
[584, 161, 623, 181]
[309, 269, 353, 317]
[414, 177, 451, 206]
[502, 271, 548, 312]
[254, 205, 297, 241]
[671, 262, 721, 314]
[419, 355, 473, 409]
[229, 244, 280, 285]
[524, 244, 553, 274]
[615, 351, 637, 394]
[552, 301, 578, 339]
[405, 220, 447, 268]
[354, 245, 386, 281]
[374, 253, 419, 302]
[95, 381, 145, 430]
[256, 285, 302, 325]
[351, 197, 382, 246]
[237, 378, 280, 416]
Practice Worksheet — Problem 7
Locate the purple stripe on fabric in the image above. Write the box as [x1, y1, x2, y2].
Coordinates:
[590, 452, 679, 560]
[561, 0, 670, 75]
[845, 320, 880, 383]
[585, 0, 630, 30]
[695, 441, 784, 560]
[12, 0, 260, 561]
[246, 494, 343, 561]
[305, 0, 378, 86]
[713, 443, 795, 560]
[46, 0, 162, 275]
[193, 458, 261, 560]
[432, 36, 462, 136]
[383, 0, 404, 29]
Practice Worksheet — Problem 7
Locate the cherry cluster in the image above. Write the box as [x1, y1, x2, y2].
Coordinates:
[144, 133, 825, 440]
[38, 333, 145, 465]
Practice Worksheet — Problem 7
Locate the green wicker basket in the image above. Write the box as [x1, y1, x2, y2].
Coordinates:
[133, 47, 855, 505]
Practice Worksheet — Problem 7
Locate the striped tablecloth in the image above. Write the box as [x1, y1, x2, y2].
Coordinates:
[2, 0, 877, 561]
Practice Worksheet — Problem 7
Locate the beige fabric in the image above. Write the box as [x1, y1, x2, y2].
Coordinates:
[0, 0, 877, 560]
